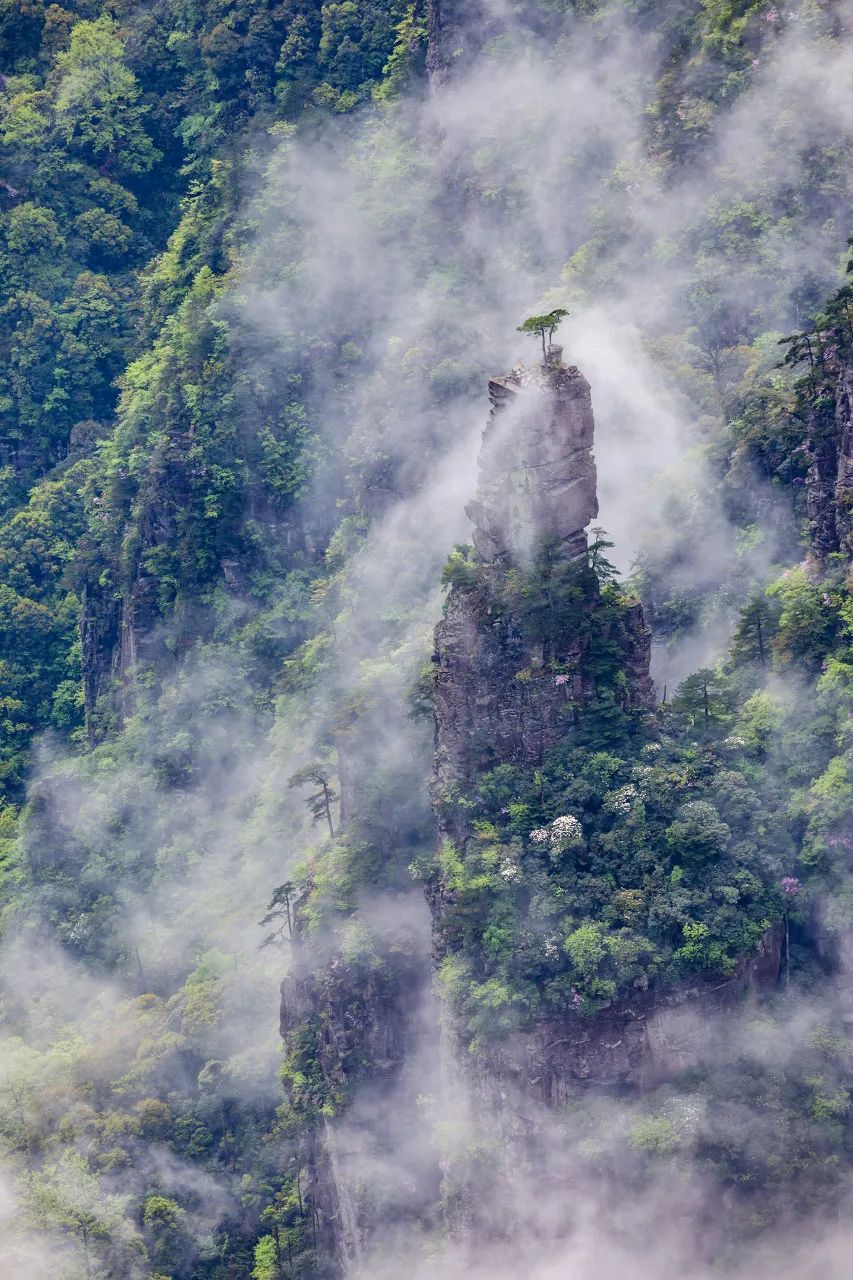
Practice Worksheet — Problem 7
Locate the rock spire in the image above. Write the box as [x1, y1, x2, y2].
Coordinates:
[432, 351, 653, 836]
[466, 345, 598, 564]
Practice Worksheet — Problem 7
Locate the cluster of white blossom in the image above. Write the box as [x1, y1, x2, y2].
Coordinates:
[630, 765, 656, 800]
[550, 814, 584, 852]
[499, 858, 520, 882]
[606, 784, 639, 815]
[529, 816, 584, 853]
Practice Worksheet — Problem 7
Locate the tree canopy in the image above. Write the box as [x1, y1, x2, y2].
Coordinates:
[517, 307, 569, 359]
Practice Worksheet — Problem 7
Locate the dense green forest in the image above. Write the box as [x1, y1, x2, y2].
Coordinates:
[1, 0, 853, 1276]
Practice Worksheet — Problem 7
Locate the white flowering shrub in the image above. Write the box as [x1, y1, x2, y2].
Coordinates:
[630, 765, 656, 799]
[549, 814, 584, 852]
[603, 784, 639, 817]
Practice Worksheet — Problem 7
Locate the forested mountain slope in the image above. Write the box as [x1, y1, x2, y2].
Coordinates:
[1, 1, 853, 1277]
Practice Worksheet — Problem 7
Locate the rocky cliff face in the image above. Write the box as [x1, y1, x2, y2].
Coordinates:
[433, 350, 654, 841]
[472, 923, 783, 1110]
[469, 351, 598, 564]
[81, 572, 166, 740]
[279, 913, 433, 1274]
[426, 0, 493, 89]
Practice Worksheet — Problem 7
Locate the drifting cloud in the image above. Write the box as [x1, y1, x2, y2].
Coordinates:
[3, 0, 853, 1275]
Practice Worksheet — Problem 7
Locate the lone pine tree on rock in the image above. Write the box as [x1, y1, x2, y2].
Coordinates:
[517, 307, 569, 360]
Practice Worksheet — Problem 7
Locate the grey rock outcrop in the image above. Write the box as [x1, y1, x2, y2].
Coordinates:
[467, 348, 598, 564]
[433, 582, 653, 832]
[279, 913, 433, 1273]
[428, 354, 784, 1117]
[426, 0, 492, 89]
[80, 570, 166, 742]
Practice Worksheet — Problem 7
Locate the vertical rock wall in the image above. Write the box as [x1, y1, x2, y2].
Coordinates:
[468, 349, 598, 564]
[426, 0, 493, 89]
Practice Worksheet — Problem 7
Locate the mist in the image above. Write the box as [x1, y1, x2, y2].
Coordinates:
[2, 0, 853, 1276]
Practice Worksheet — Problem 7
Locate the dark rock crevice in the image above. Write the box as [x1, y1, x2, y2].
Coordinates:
[806, 362, 853, 561]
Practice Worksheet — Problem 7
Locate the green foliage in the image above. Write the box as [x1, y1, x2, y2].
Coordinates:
[628, 1114, 678, 1156]
[258, 405, 318, 506]
[517, 307, 569, 358]
[728, 592, 778, 671]
[435, 687, 786, 1040]
[441, 544, 479, 590]
[288, 762, 338, 837]
[564, 921, 605, 975]
[768, 566, 838, 667]
[670, 668, 735, 731]
[374, 3, 428, 101]
[0, 2, 852, 1273]
[666, 800, 730, 866]
[143, 1194, 191, 1273]
[673, 919, 733, 974]
[55, 17, 160, 176]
